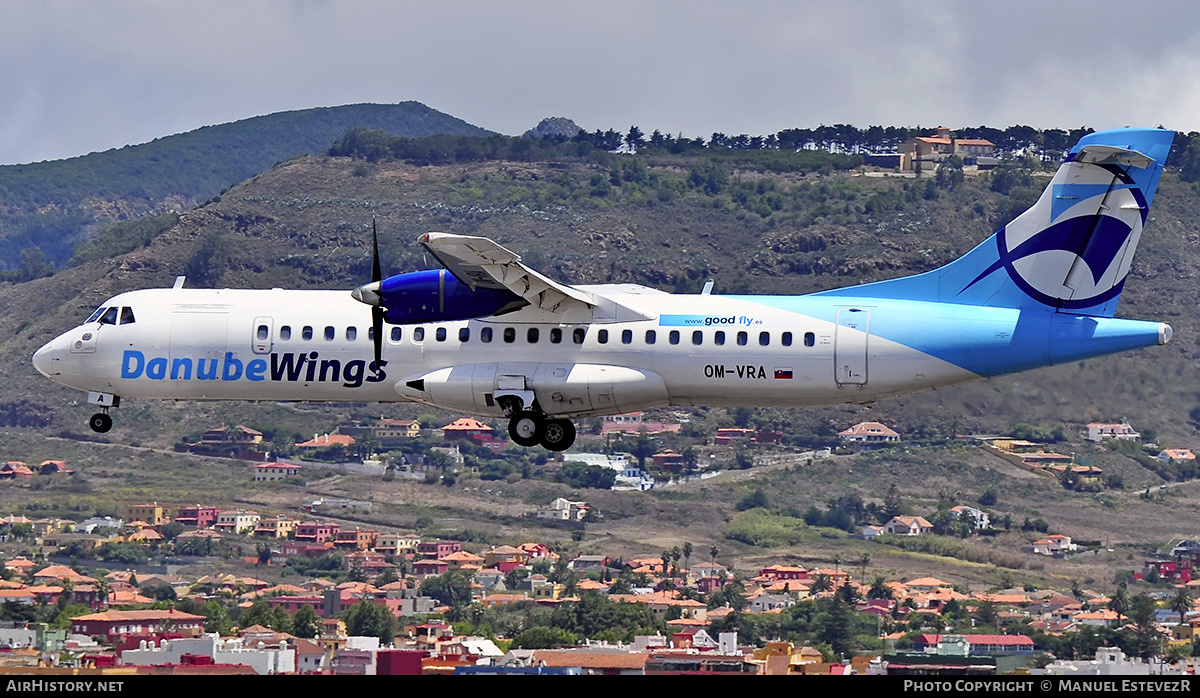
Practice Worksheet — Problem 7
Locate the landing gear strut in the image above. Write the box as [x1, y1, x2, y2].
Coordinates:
[89, 411, 112, 433]
[86, 392, 118, 434]
[505, 410, 577, 451]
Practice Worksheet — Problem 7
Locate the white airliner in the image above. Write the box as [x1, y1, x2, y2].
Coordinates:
[32, 128, 1174, 451]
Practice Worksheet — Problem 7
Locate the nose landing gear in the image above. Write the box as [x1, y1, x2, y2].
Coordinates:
[89, 411, 113, 433]
[86, 392, 118, 433]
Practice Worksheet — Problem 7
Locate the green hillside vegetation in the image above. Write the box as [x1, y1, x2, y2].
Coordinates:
[0, 102, 493, 270]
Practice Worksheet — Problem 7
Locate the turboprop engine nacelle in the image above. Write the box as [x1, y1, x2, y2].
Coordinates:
[353, 269, 523, 324]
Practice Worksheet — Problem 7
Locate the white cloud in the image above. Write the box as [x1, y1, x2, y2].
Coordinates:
[2, 0, 1200, 164]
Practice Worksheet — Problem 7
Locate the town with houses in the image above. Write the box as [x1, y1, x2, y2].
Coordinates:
[0, 410, 1194, 677]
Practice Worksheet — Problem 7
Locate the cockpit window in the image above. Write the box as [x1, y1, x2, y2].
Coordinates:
[120, 307, 135, 325]
[86, 307, 107, 323]
[98, 308, 118, 325]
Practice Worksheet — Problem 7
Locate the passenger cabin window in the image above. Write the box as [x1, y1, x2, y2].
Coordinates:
[714, 331, 725, 346]
[782, 331, 792, 346]
[759, 331, 770, 346]
[346, 327, 357, 341]
[804, 331, 816, 347]
[281, 326, 292, 341]
[481, 327, 493, 343]
[645, 330, 656, 344]
[459, 327, 470, 342]
[302, 326, 313, 340]
[368, 327, 375, 341]
[737, 331, 748, 346]
[550, 328, 562, 344]
[414, 327, 425, 342]
[692, 330, 702, 345]
[622, 329, 632, 344]
[324, 326, 335, 341]
[99, 308, 118, 325]
[436, 327, 447, 341]
[597, 329, 608, 344]
[573, 328, 585, 344]
[504, 327, 516, 343]
[669, 330, 680, 345]
[390, 327, 402, 342]
[120, 307, 136, 325]
[527, 328, 539, 343]
[257, 325, 269, 341]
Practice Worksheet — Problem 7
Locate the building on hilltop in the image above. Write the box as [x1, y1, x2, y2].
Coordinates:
[899, 126, 997, 173]
[839, 422, 900, 449]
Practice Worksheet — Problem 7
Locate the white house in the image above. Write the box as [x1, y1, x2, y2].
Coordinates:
[564, 453, 655, 490]
[862, 525, 885, 541]
[949, 505, 990, 530]
[121, 635, 295, 675]
[536, 498, 588, 522]
[1031, 534, 1078, 556]
[1157, 449, 1195, 463]
[253, 463, 302, 482]
[883, 516, 933, 536]
[1085, 423, 1140, 443]
[839, 422, 900, 448]
[215, 509, 261, 535]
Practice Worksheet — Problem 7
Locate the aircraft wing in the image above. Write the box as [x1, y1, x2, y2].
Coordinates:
[419, 233, 597, 313]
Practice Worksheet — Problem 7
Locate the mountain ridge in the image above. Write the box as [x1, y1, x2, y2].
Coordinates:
[0, 102, 494, 270]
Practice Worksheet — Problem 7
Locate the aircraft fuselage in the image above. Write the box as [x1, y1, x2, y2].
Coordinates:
[33, 284, 1168, 418]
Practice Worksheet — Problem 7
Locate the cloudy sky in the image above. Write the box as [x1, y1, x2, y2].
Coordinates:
[3, 0, 1200, 165]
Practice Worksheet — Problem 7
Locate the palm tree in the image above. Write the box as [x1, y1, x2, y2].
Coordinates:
[859, 552, 870, 581]
[682, 542, 694, 572]
[1108, 581, 1129, 626]
[811, 574, 833, 594]
[709, 545, 720, 564]
[1171, 586, 1193, 625]
[867, 575, 893, 601]
[94, 576, 111, 609]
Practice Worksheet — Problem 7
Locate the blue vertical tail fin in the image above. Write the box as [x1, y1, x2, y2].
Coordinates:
[818, 127, 1174, 317]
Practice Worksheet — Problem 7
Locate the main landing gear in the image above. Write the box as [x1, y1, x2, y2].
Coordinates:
[499, 398, 576, 451]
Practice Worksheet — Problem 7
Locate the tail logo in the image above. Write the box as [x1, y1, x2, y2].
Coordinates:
[961, 185, 1146, 309]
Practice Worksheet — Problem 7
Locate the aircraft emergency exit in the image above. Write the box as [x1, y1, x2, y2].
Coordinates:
[32, 128, 1175, 451]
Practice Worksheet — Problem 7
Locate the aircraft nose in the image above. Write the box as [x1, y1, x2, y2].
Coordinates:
[32, 336, 66, 378]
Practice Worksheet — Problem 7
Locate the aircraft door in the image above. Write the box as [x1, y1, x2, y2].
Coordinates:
[252, 316, 274, 355]
[834, 307, 869, 385]
[170, 312, 229, 388]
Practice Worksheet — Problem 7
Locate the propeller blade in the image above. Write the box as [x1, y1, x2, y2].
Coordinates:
[372, 219, 382, 283]
[373, 306, 384, 367]
[371, 219, 384, 365]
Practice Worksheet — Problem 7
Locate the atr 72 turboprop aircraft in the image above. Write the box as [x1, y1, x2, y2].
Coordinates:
[33, 128, 1174, 451]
